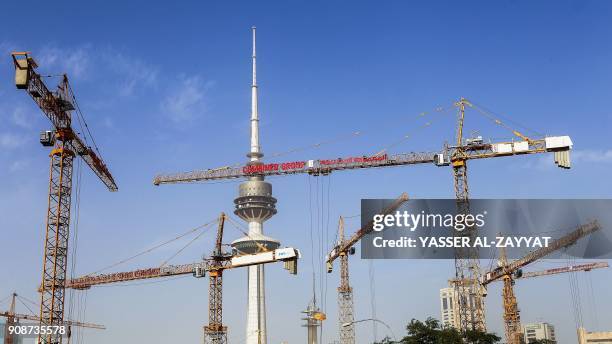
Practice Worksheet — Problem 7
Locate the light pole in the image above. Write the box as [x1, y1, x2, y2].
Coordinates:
[342, 318, 397, 342]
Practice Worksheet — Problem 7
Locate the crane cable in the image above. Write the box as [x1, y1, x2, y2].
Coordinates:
[83, 218, 219, 276]
[66, 80, 104, 159]
[191, 102, 458, 177]
[15, 296, 37, 317]
[368, 259, 378, 342]
[158, 225, 213, 267]
[317, 175, 332, 342]
[90, 275, 190, 288]
[468, 101, 544, 141]
[308, 176, 316, 305]
[268, 131, 363, 160]
[0, 294, 11, 307]
[15, 294, 38, 307]
[586, 272, 600, 329]
[373, 103, 455, 156]
[224, 215, 273, 253]
[323, 175, 332, 320]
[567, 256, 585, 329]
[267, 103, 455, 161]
[67, 156, 85, 343]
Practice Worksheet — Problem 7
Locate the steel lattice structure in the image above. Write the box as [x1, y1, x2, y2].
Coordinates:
[40, 142, 75, 344]
[204, 268, 228, 344]
[451, 98, 486, 331]
[337, 218, 355, 344]
[12, 52, 117, 344]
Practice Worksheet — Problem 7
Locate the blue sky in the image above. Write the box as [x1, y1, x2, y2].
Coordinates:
[1, 1, 611, 343]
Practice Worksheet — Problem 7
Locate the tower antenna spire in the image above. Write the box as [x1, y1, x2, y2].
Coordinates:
[249, 26, 261, 161]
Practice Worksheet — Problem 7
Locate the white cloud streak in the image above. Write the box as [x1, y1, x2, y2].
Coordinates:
[0, 133, 27, 150]
[161, 75, 213, 124]
[103, 51, 159, 97]
[11, 106, 32, 129]
[9, 159, 29, 172]
[38, 45, 92, 79]
[572, 149, 612, 163]
[522, 149, 612, 170]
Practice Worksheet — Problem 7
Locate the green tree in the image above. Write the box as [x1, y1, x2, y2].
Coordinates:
[374, 337, 394, 344]
[373, 317, 501, 344]
[463, 329, 502, 344]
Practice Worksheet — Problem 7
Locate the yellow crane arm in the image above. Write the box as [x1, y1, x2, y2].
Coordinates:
[481, 220, 601, 285]
[517, 262, 608, 279]
[0, 312, 105, 329]
[11, 52, 117, 191]
[325, 193, 409, 269]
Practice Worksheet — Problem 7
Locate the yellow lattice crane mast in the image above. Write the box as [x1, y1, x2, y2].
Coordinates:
[336, 217, 354, 344]
[12, 52, 117, 344]
[204, 213, 232, 344]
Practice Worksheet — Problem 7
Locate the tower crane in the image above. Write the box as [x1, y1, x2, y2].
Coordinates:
[334, 217, 354, 344]
[447, 261, 607, 343]
[517, 261, 608, 279]
[11, 52, 117, 344]
[64, 214, 300, 344]
[324, 193, 408, 344]
[0, 293, 105, 344]
[475, 220, 601, 344]
[152, 97, 572, 332]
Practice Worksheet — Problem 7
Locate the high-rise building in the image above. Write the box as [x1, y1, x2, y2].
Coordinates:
[230, 26, 280, 344]
[577, 327, 612, 344]
[0, 320, 24, 344]
[440, 287, 460, 328]
[522, 323, 556, 343]
[441, 282, 481, 330]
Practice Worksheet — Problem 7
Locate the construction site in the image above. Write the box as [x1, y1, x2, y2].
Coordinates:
[1, 2, 611, 344]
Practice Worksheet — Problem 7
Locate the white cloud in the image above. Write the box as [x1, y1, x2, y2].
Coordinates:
[161, 75, 213, 124]
[521, 149, 612, 170]
[11, 106, 32, 129]
[9, 159, 29, 172]
[0, 133, 27, 150]
[0, 41, 15, 55]
[572, 149, 612, 164]
[38, 45, 91, 79]
[101, 117, 115, 130]
[103, 51, 159, 97]
[28, 45, 161, 97]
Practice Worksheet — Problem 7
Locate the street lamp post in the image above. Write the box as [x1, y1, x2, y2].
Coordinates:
[342, 318, 398, 342]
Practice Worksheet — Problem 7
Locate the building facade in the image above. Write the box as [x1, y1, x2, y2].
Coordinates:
[440, 287, 460, 328]
[578, 327, 612, 344]
[522, 323, 556, 343]
[0, 321, 24, 344]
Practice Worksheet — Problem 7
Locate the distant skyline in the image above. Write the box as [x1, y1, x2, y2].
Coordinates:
[1, 1, 611, 343]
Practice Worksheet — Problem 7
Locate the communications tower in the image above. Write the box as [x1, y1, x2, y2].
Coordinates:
[230, 26, 280, 344]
